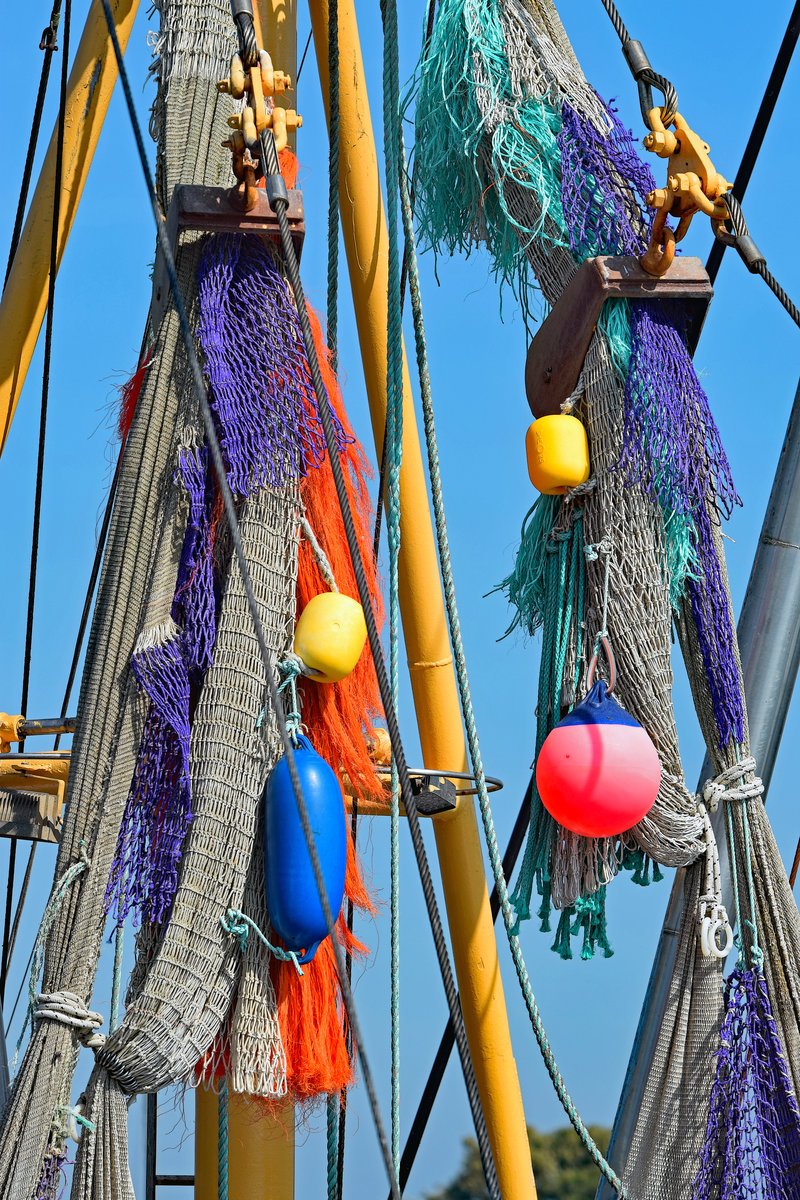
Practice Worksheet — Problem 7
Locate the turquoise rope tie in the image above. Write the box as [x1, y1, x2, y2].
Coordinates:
[221, 908, 304, 977]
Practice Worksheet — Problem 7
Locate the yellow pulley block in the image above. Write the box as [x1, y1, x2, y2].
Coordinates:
[293, 592, 368, 683]
[526, 414, 590, 495]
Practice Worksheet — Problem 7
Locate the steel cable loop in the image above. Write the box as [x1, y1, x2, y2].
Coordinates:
[99, 6, 501, 1198]
[597, 0, 677, 126]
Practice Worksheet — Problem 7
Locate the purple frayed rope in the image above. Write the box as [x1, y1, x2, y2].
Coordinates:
[559, 100, 745, 748]
[197, 233, 349, 494]
[693, 965, 800, 1200]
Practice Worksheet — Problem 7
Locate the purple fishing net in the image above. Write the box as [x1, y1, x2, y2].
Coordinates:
[559, 100, 745, 748]
[36, 1148, 68, 1200]
[197, 233, 348, 494]
[693, 965, 800, 1200]
[107, 639, 192, 927]
[173, 442, 217, 678]
[558, 98, 655, 259]
[107, 439, 219, 926]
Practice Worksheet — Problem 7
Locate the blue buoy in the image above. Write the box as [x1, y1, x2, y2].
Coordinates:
[263, 735, 347, 964]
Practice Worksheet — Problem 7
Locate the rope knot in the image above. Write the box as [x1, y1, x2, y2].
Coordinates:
[34, 991, 105, 1051]
[583, 538, 613, 563]
[564, 476, 596, 502]
[699, 757, 762, 813]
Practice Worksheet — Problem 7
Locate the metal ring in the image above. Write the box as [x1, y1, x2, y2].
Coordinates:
[373, 766, 503, 796]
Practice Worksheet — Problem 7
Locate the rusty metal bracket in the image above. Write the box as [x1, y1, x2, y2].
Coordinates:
[150, 184, 306, 333]
[525, 255, 713, 418]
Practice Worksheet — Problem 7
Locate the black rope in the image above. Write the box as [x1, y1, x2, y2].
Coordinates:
[597, 0, 678, 127]
[4, 2, 63, 289]
[706, 0, 800, 284]
[394, 778, 534, 1195]
[102, 8, 402, 1196]
[1, 0, 72, 1009]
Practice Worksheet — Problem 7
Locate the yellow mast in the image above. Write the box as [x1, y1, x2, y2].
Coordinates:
[307, 3, 536, 1197]
[0, 0, 141, 457]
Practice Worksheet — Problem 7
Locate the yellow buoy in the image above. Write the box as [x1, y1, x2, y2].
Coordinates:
[293, 592, 367, 683]
[525, 414, 590, 495]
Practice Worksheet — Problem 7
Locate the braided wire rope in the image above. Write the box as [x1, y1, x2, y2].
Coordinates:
[396, 130, 630, 1197]
[381, 0, 404, 1177]
[104, 6, 501, 1197]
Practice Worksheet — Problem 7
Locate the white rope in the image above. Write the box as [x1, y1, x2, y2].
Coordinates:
[34, 991, 106, 1052]
[300, 515, 339, 592]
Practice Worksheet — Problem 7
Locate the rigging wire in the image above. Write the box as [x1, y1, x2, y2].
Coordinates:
[706, 0, 800, 284]
[1, 0, 72, 1010]
[3, 2, 64, 289]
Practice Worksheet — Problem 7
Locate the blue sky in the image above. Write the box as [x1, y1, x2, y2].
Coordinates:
[0, 2, 799, 1198]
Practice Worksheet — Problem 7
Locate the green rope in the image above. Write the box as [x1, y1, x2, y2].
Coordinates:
[326, 1094, 339, 1200]
[327, 0, 340, 371]
[397, 135, 630, 1198]
[109, 923, 124, 1033]
[218, 1080, 229, 1200]
[382, 0, 403, 1175]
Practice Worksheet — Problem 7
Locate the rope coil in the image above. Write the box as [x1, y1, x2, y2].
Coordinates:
[34, 991, 105, 1051]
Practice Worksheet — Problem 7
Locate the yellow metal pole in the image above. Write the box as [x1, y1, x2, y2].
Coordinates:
[197, 9, 298, 1200]
[308, 4, 535, 1197]
[252, 0, 297, 149]
[0, 0, 141, 457]
[196, 1089, 295, 1199]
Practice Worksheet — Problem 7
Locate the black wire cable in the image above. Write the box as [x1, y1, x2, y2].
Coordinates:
[393, 777, 534, 1196]
[1, 0, 72, 1009]
[4, 2, 63, 289]
[296, 29, 313, 85]
[720, 193, 800, 330]
[706, 0, 800, 285]
[101, 7, 401, 1196]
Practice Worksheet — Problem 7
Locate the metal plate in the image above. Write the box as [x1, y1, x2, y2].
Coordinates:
[151, 185, 306, 333]
[524, 255, 713, 418]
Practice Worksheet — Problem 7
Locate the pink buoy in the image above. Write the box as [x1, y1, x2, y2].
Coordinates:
[536, 680, 661, 838]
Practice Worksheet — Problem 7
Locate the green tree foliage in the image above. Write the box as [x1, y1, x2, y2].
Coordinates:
[422, 1125, 611, 1200]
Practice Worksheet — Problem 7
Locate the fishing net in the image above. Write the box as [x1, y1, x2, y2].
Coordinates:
[411, 0, 800, 1195]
